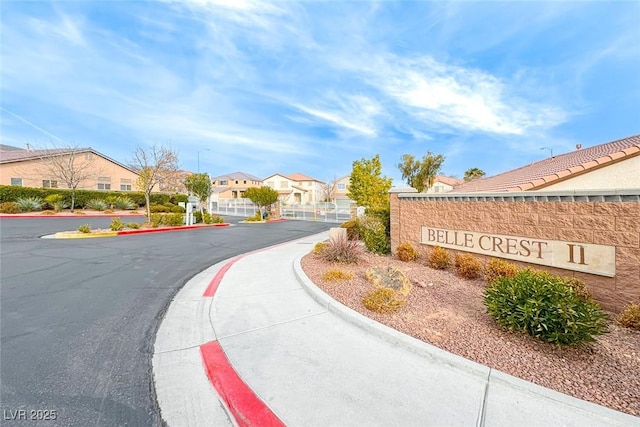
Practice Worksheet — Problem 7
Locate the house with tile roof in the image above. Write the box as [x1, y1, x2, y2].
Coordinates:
[0, 145, 141, 192]
[263, 173, 325, 204]
[210, 172, 263, 199]
[426, 175, 464, 194]
[452, 134, 640, 193]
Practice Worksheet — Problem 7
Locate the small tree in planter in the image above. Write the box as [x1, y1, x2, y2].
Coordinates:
[244, 186, 279, 220]
[184, 173, 212, 215]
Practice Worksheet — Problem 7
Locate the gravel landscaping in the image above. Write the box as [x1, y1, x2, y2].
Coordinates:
[300, 249, 640, 417]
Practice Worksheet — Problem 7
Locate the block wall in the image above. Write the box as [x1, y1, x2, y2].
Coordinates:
[390, 192, 640, 312]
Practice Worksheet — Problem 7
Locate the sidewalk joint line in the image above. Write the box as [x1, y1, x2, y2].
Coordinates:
[476, 367, 491, 427]
[216, 310, 329, 341]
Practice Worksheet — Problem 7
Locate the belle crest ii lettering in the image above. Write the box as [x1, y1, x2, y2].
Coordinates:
[420, 227, 616, 277]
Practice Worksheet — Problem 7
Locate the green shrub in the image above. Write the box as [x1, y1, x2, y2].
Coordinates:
[85, 198, 108, 211]
[16, 197, 43, 212]
[617, 303, 640, 330]
[44, 194, 68, 212]
[210, 215, 224, 224]
[363, 287, 405, 313]
[358, 215, 389, 254]
[313, 242, 328, 255]
[112, 196, 136, 210]
[484, 269, 608, 346]
[110, 217, 125, 231]
[150, 213, 163, 228]
[321, 236, 362, 264]
[171, 205, 186, 213]
[0, 202, 20, 214]
[164, 213, 184, 226]
[245, 211, 263, 222]
[149, 204, 169, 213]
[428, 246, 450, 270]
[322, 269, 354, 281]
[127, 222, 141, 229]
[340, 219, 360, 240]
[454, 253, 483, 279]
[396, 242, 419, 262]
[77, 224, 91, 233]
[485, 258, 520, 285]
[202, 212, 213, 224]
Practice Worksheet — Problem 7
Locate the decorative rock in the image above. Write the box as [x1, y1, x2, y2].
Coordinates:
[365, 266, 412, 296]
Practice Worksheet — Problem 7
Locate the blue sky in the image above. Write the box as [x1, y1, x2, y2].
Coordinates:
[2, 1, 639, 185]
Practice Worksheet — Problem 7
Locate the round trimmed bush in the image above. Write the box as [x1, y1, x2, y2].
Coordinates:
[484, 269, 608, 346]
[396, 242, 419, 262]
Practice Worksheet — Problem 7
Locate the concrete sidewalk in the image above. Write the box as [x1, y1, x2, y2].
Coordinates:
[153, 231, 640, 427]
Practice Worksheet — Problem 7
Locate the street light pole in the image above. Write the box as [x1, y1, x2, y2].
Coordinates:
[197, 148, 210, 173]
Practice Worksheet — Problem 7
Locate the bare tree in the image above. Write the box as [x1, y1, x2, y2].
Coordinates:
[321, 175, 338, 202]
[131, 143, 179, 220]
[35, 144, 103, 212]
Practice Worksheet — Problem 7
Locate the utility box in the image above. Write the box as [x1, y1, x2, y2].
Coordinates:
[329, 227, 347, 243]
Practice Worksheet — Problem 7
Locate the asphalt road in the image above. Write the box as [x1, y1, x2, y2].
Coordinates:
[0, 217, 333, 426]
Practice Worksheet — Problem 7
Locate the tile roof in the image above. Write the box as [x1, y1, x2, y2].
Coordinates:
[286, 172, 321, 182]
[434, 175, 464, 187]
[211, 171, 263, 182]
[452, 134, 640, 193]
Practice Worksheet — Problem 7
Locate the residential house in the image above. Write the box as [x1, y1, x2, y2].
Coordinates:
[452, 134, 640, 193]
[426, 175, 464, 194]
[0, 145, 141, 191]
[263, 173, 325, 204]
[210, 172, 263, 199]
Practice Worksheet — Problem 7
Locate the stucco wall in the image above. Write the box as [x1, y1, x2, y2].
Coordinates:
[390, 190, 640, 312]
[538, 155, 640, 191]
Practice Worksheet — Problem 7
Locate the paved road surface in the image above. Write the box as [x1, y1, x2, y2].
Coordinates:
[0, 217, 333, 426]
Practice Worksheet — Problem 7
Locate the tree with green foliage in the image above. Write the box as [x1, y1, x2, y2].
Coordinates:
[244, 186, 279, 218]
[397, 152, 445, 193]
[346, 154, 392, 210]
[132, 143, 179, 220]
[184, 173, 212, 215]
[464, 167, 486, 182]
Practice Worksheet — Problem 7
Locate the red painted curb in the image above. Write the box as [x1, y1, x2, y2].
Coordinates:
[203, 256, 245, 297]
[200, 341, 285, 427]
[266, 218, 289, 223]
[117, 223, 231, 236]
[0, 214, 146, 219]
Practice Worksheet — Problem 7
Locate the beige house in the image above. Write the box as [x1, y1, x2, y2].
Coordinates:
[452, 134, 640, 193]
[210, 172, 263, 199]
[0, 145, 140, 191]
[426, 175, 464, 194]
[263, 173, 324, 204]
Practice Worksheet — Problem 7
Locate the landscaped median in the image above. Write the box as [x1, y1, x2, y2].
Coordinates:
[53, 223, 231, 239]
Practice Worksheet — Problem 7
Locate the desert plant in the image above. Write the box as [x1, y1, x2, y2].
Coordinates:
[202, 212, 213, 224]
[110, 217, 125, 231]
[127, 222, 141, 229]
[428, 246, 450, 270]
[112, 196, 136, 210]
[396, 242, 419, 262]
[617, 303, 640, 330]
[340, 219, 360, 240]
[485, 258, 520, 285]
[44, 194, 68, 212]
[322, 269, 354, 281]
[150, 213, 163, 228]
[164, 213, 184, 226]
[454, 253, 483, 279]
[313, 242, 328, 255]
[16, 196, 43, 212]
[363, 287, 405, 313]
[484, 269, 608, 346]
[149, 204, 169, 213]
[210, 215, 224, 224]
[561, 277, 593, 301]
[358, 215, 389, 254]
[0, 202, 20, 214]
[85, 198, 108, 211]
[40, 210, 56, 215]
[103, 209, 114, 214]
[245, 211, 263, 222]
[321, 236, 361, 264]
[77, 224, 91, 233]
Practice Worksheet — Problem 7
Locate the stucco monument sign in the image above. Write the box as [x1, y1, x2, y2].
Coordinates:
[421, 227, 616, 277]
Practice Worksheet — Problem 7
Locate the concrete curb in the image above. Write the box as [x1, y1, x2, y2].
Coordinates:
[293, 254, 640, 426]
[50, 224, 232, 239]
[0, 214, 146, 219]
